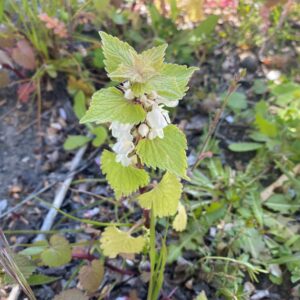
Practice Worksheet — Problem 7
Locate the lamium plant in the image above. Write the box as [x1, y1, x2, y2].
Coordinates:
[80, 32, 198, 299]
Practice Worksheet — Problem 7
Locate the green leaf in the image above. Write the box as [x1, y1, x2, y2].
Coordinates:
[142, 63, 198, 101]
[255, 114, 278, 138]
[101, 150, 150, 198]
[100, 226, 146, 258]
[195, 291, 208, 300]
[91, 126, 107, 147]
[138, 172, 182, 217]
[271, 82, 300, 106]
[63, 135, 91, 151]
[41, 235, 72, 267]
[28, 274, 60, 286]
[228, 142, 263, 152]
[264, 194, 300, 213]
[110, 44, 167, 84]
[226, 92, 247, 111]
[253, 79, 268, 95]
[20, 240, 48, 256]
[80, 87, 146, 124]
[193, 15, 218, 37]
[99, 31, 136, 76]
[73, 91, 86, 120]
[136, 125, 188, 178]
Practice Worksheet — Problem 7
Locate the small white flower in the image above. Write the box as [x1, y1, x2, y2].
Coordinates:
[110, 122, 133, 141]
[149, 91, 158, 100]
[124, 89, 135, 100]
[115, 154, 132, 166]
[112, 140, 134, 155]
[140, 94, 153, 108]
[138, 123, 150, 137]
[146, 105, 169, 130]
[157, 97, 179, 108]
[123, 81, 131, 89]
[148, 128, 164, 140]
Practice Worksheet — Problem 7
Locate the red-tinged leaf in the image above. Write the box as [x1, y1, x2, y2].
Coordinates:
[17, 82, 36, 103]
[12, 40, 36, 70]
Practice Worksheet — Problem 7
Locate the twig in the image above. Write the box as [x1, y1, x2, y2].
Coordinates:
[191, 71, 244, 171]
[260, 164, 300, 202]
[7, 142, 90, 299]
[34, 142, 89, 242]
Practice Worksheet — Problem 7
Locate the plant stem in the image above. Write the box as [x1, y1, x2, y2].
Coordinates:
[147, 208, 156, 300]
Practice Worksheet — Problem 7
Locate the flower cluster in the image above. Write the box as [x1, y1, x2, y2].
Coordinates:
[38, 13, 68, 38]
[109, 82, 179, 166]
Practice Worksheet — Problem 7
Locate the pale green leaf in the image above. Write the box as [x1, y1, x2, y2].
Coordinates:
[63, 135, 91, 150]
[101, 150, 150, 198]
[91, 126, 107, 147]
[194, 291, 208, 300]
[99, 31, 136, 76]
[73, 91, 86, 120]
[109, 44, 167, 84]
[228, 142, 263, 152]
[143, 63, 198, 101]
[138, 172, 182, 217]
[41, 235, 72, 267]
[79, 260, 104, 293]
[136, 125, 188, 178]
[172, 202, 187, 232]
[100, 226, 146, 258]
[80, 87, 146, 124]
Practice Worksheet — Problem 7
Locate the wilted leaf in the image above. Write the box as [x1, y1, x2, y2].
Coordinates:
[172, 203, 188, 232]
[0, 49, 13, 68]
[79, 260, 104, 293]
[54, 289, 88, 300]
[100, 226, 146, 258]
[41, 235, 72, 267]
[0, 70, 10, 88]
[12, 40, 36, 70]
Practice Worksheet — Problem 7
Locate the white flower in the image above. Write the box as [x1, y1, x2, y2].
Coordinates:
[157, 97, 179, 108]
[146, 105, 169, 130]
[140, 94, 153, 108]
[123, 81, 131, 89]
[115, 154, 132, 167]
[110, 122, 133, 141]
[148, 128, 164, 140]
[124, 89, 135, 100]
[112, 140, 134, 155]
[138, 123, 150, 137]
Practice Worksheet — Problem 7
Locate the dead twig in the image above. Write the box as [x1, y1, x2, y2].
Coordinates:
[260, 164, 300, 202]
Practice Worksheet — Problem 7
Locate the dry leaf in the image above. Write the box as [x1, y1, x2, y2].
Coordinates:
[54, 289, 88, 300]
[0, 49, 14, 68]
[79, 260, 104, 293]
[12, 40, 36, 70]
[0, 70, 10, 88]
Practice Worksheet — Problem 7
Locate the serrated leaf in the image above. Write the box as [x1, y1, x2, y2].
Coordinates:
[172, 202, 187, 232]
[99, 31, 136, 76]
[41, 235, 72, 267]
[80, 87, 146, 124]
[91, 126, 107, 147]
[54, 289, 88, 300]
[64, 135, 91, 150]
[136, 125, 188, 178]
[228, 142, 263, 152]
[101, 150, 150, 198]
[138, 172, 182, 217]
[4, 254, 36, 284]
[100, 226, 146, 258]
[79, 260, 104, 293]
[142, 63, 198, 101]
[28, 274, 60, 286]
[110, 44, 167, 84]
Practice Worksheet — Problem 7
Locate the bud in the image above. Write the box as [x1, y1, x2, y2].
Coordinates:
[138, 123, 150, 137]
[124, 89, 135, 100]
